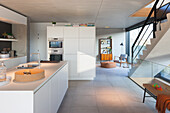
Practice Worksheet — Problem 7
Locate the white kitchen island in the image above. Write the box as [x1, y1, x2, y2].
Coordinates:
[0, 61, 68, 113]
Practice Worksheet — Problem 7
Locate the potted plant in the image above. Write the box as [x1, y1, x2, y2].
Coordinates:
[109, 48, 112, 54]
[107, 36, 112, 39]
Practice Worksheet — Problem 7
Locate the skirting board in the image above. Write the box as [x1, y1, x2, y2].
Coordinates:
[69, 77, 94, 80]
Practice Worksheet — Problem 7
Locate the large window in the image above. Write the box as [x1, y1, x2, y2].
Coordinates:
[129, 24, 153, 60]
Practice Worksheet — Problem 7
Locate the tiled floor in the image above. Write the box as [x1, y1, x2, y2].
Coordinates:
[58, 65, 157, 113]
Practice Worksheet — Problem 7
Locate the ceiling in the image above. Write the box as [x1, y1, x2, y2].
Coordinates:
[0, 0, 153, 28]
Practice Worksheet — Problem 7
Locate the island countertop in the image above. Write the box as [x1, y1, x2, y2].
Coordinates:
[0, 56, 26, 61]
[0, 61, 68, 92]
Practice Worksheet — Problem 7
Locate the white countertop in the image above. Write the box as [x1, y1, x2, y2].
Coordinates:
[0, 61, 67, 92]
[0, 56, 26, 61]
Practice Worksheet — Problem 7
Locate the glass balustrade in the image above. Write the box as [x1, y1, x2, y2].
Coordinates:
[129, 59, 170, 88]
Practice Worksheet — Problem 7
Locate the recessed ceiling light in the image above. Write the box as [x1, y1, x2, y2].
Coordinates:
[105, 26, 110, 28]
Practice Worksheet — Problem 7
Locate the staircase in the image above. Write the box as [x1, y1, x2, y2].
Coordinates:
[129, 0, 170, 78]
[140, 14, 170, 60]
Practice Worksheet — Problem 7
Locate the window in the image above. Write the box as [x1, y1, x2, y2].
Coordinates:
[129, 24, 153, 60]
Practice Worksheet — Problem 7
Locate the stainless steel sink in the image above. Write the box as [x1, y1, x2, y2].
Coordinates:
[16, 64, 39, 69]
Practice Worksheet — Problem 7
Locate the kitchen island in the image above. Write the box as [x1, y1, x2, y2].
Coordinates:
[0, 61, 68, 113]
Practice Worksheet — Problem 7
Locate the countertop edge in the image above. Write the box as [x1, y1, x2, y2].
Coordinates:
[0, 56, 27, 61]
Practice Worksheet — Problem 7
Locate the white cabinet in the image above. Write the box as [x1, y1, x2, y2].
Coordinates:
[51, 64, 68, 113]
[34, 81, 51, 113]
[79, 27, 95, 39]
[64, 54, 96, 80]
[0, 91, 33, 113]
[64, 27, 79, 38]
[0, 63, 68, 113]
[62, 27, 96, 80]
[47, 26, 63, 38]
[62, 65, 68, 92]
[79, 39, 95, 55]
[34, 64, 68, 113]
[51, 73, 60, 113]
[63, 55, 78, 77]
[46, 26, 96, 80]
[64, 39, 78, 54]
[78, 55, 96, 78]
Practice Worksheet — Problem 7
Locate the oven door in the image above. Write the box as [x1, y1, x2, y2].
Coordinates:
[50, 54, 62, 62]
[49, 41, 63, 48]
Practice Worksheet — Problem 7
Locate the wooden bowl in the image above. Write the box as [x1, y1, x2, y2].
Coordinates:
[15, 69, 45, 82]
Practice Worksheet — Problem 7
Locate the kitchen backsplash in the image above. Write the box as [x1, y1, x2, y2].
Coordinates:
[0, 41, 11, 51]
[0, 21, 12, 52]
[0, 21, 12, 37]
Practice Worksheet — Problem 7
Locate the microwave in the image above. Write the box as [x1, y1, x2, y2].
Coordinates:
[48, 38, 63, 48]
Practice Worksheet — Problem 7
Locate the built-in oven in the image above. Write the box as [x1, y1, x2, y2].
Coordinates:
[48, 48, 63, 62]
[48, 38, 63, 48]
[47, 38, 64, 62]
[50, 54, 62, 62]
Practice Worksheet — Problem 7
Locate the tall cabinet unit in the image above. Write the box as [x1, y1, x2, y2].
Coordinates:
[47, 26, 64, 61]
[78, 27, 96, 80]
[63, 27, 79, 79]
[47, 26, 96, 80]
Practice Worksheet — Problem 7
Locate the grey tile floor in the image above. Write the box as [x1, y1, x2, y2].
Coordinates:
[58, 65, 157, 113]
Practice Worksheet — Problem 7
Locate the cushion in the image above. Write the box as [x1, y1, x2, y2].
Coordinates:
[101, 62, 116, 68]
[120, 54, 127, 60]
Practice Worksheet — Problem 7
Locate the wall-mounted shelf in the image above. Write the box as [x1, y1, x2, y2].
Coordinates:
[0, 38, 18, 42]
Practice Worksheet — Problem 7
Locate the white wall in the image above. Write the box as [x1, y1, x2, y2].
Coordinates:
[12, 24, 27, 57]
[30, 23, 50, 60]
[96, 28, 126, 61]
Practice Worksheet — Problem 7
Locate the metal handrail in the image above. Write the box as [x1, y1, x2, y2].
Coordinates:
[132, 0, 160, 63]
[131, 0, 170, 63]
[133, 24, 152, 53]
[133, 3, 170, 61]
[133, 30, 153, 61]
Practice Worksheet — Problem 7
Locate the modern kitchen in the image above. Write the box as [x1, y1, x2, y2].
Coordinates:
[1, 0, 170, 113]
[0, 5, 96, 113]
